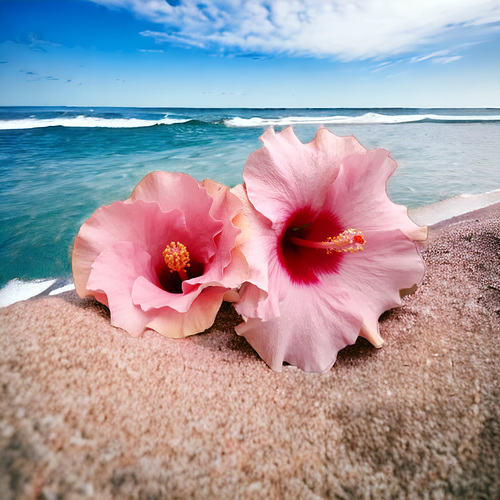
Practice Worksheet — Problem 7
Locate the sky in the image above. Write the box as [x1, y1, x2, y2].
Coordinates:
[0, 0, 499, 108]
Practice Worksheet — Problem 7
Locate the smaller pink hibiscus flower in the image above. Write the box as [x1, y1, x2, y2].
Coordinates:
[72, 171, 248, 338]
[233, 127, 427, 372]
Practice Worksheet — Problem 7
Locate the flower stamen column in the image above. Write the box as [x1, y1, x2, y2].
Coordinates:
[289, 228, 365, 254]
[163, 241, 191, 281]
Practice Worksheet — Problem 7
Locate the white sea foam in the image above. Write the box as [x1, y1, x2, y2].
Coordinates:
[0, 115, 191, 130]
[224, 113, 500, 127]
[2, 112, 499, 130]
[49, 283, 76, 295]
[0, 278, 75, 307]
[0, 279, 56, 307]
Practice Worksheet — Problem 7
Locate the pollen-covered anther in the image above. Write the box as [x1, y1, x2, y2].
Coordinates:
[289, 227, 365, 254]
[324, 229, 366, 254]
[163, 241, 190, 280]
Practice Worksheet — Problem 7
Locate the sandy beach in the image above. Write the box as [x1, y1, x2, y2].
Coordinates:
[1, 203, 499, 499]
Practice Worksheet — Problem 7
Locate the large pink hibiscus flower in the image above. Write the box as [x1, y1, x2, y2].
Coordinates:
[73, 171, 248, 338]
[233, 127, 427, 372]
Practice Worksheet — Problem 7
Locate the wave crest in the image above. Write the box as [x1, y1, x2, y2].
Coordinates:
[224, 112, 500, 127]
[0, 115, 192, 130]
[2, 111, 499, 130]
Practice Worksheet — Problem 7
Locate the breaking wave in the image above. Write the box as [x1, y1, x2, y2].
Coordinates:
[0, 114, 193, 130]
[2, 111, 500, 131]
[223, 112, 500, 127]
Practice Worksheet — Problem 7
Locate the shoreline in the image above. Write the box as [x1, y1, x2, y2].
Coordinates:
[408, 188, 500, 226]
[1, 189, 499, 308]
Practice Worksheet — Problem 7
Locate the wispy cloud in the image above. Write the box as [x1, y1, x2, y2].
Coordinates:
[26, 32, 62, 52]
[138, 48, 165, 53]
[19, 69, 40, 81]
[370, 60, 403, 72]
[91, 0, 500, 60]
[19, 70, 60, 81]
[410, 49, 463, 64]
[411, 50, 451, 63]
[140, 30, 206, 49]
[432, 55, 463, 64]
[5, 32, 62, 53]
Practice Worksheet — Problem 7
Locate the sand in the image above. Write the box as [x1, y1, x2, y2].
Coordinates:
[1, 204, 499, 499]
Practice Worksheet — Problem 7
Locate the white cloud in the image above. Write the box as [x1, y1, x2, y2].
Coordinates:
[138, 47, 165, 53]
[432, 55, 463, 64]
[370, 59, 403, 72]
[410, 49, 464, 64]
[411, 50, 452, 63]
[90, 0, 500, 61]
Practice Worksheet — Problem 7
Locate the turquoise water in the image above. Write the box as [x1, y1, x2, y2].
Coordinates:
[1, 107, 499, 286]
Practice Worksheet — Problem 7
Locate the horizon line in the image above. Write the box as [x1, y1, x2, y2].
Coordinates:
[1, 105, 500, 110]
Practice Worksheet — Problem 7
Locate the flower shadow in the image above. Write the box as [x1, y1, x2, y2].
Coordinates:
[190, 302, 259, 358]
[59, 289, 111, 321]
[335, 336, 380, 367]
[56, 290, 396, 371]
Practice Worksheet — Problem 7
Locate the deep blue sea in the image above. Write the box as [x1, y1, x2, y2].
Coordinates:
[1, 106, 499, 287]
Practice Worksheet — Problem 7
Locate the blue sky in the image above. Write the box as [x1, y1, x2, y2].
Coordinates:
[1, 0, 499, 108]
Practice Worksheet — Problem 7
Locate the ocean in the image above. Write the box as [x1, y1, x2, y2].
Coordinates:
[1, 106, 499, 290]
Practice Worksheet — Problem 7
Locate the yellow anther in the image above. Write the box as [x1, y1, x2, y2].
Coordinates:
[163, 241, 190, 279]
[324, 229, 365, 254]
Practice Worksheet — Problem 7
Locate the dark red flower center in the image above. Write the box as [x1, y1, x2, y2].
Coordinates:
[278, 208, 364, 284]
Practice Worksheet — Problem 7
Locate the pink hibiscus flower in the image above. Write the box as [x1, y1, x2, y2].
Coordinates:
[233, 127, 427, 372]
[72, 171, 248, 338]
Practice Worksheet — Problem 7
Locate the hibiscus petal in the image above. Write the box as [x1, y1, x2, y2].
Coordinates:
[328, 149, 428, 242]
[324, 229, 426, 345]
[232, 184, 283, 322]
[360, 320, 385, 348]
[127, 171, 222, 242]
[212, 246, 249, 290]
[146, 287, 226, 338]
[187, 178, 248, 287]
[131, 275, 201, 313]
[236, 283, 363, 373]
[244, 127, 367, 224]
[87, 241, 156, 337]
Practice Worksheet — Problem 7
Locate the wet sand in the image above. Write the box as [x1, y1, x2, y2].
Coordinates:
[1, 204, 499, 499]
